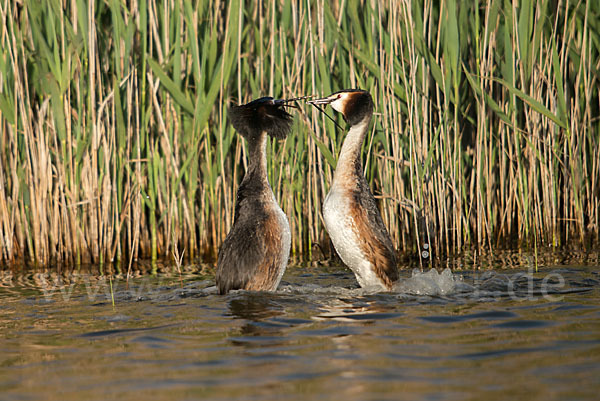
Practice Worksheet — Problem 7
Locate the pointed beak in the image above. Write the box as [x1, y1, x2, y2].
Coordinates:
[267, 99, 294, 110]
[307, 95, 345, 131]
[307, 96, 334, 105]
[277, 95, 315, 109]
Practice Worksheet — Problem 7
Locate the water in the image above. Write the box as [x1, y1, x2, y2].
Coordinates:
[1, 252, 599, 401]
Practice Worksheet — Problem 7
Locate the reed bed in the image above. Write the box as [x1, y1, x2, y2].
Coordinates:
[0, 0, 598, 267]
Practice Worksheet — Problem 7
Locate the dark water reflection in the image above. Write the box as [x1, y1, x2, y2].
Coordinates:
[1, 251, 599, 401]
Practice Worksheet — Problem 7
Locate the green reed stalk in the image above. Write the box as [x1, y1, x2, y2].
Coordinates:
[0, 0, 598, 267]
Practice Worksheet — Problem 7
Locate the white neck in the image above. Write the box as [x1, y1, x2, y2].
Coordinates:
[333, 116, 370, 182]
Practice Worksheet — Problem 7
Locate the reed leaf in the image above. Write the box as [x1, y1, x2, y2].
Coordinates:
[495, 77, 568, 129]
[0, 0, 597, 267]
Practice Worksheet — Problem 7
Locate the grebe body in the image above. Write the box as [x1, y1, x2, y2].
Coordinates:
[216, 97, 293, 294]
[310, 90, 398, 290]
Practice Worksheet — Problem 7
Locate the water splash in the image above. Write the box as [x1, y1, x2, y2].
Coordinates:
[278, 268, 465, 296]
[393, 268, 459, 295]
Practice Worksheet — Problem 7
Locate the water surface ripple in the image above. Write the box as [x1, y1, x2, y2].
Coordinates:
[1, 261, 599, 401]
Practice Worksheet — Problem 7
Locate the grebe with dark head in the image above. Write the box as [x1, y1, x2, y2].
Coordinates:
[309, 89, 399, 290]
[216, 97, 295, 295]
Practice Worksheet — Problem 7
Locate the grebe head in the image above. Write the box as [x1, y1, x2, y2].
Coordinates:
[308, 89, 373, 126]
[228, 97, 295, 140]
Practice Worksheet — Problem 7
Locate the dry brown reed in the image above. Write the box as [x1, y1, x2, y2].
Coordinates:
[0, 0, 598, 267]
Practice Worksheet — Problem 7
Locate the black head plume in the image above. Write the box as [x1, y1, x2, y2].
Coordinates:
[228, 97, 294, 140]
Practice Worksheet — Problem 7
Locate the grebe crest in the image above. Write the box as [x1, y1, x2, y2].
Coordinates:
[228, 97, 294, 140]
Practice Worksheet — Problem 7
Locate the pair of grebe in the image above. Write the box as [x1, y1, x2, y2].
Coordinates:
[216, 90, 398, 294]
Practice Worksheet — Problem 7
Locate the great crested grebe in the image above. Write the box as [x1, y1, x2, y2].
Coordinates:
[216, 97, 295, 295]
[309, 89, 399, 290]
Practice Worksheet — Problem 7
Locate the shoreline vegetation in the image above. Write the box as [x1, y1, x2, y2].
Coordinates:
[0, 1, 599, 267]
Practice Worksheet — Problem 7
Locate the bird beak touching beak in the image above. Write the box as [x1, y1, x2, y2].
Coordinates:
[277, 95, 315, 110]
[307, 96, 334, 105]
[307, 94, 345, 131]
